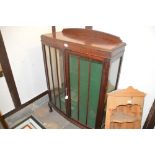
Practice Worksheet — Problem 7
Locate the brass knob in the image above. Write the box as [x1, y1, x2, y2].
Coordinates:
[64, 43, 68, 48]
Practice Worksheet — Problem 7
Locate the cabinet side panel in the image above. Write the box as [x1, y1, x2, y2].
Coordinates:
[107, 58, 120, 92]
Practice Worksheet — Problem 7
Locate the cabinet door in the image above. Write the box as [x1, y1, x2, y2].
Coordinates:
[44, 46, 67, 113]
[69, 53, 103, 128]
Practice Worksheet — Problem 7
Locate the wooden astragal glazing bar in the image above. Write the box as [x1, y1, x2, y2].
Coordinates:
[48, 46, 56, 106]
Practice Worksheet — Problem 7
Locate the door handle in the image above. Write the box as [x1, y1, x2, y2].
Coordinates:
[65, 88, 68, 100]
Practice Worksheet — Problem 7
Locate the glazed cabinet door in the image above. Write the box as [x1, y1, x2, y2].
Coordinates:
[43, 45, 106, 128]
[42, 45, 67, 114]
[68, 53, 103, 128]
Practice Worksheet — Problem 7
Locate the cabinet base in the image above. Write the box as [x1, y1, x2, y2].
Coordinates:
[48, 101, 53, 112]
[49, 102, 91, 129]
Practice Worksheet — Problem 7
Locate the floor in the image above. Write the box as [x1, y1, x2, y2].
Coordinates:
[0, 101, 79, 129]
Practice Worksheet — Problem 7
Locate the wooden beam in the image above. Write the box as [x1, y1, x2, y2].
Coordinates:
[0, 63, 3, 77]
[0, 30, 21, 108]
[143, 99, 155, 129]
[0, 90, 48, 120]
[95, 59, 110, 128]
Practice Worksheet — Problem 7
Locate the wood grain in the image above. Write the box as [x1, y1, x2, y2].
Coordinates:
[105, 87, 145, 129]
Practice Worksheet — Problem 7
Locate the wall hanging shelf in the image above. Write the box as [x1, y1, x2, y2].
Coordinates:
[105, 86, 145, 129]
[41, 27, 126, 129]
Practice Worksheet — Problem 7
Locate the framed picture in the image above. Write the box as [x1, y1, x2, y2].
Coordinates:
[12, 116, 46, 129]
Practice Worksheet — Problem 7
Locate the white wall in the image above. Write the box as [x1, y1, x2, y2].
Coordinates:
[1, 27, 51, 104]
[0, 77, 15, 115]
[95, 26, 155, 125]
[1, 26, 155, 126]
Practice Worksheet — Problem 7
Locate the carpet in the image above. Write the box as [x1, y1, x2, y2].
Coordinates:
[12, 116, 45, 129]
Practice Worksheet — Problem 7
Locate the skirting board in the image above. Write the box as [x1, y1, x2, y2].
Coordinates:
[0, 90, 48, 120]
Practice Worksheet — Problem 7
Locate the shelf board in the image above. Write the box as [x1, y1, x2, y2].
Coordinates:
[111, 112, 139, 123]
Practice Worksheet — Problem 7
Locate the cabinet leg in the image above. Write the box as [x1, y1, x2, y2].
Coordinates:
[48, 102, 53, 112]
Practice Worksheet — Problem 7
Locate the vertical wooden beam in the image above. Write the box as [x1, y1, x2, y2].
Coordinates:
[63, 50, 68, 113]
[48, 46, 56, 106]
[95, 59, 110, 128]
[0, 31, 21, 108]
[55, 49, 62, 109]
[0, 63, 3, 77]
[77, 57, 80, 120]
[0, 112, 8, 129]
[65, 51, 71, 117]
[42, 44, 53, 111]
[86, 61, 91, 125]
[42, 45, 51, 101]
[143, 99, 155, 129]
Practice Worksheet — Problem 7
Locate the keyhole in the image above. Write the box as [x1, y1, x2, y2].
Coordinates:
[127, 100, 132, 104]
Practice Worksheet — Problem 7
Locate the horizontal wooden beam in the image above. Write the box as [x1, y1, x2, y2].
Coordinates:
[0, 90, 48, 120]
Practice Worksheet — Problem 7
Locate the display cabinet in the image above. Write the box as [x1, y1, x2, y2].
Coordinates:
[41, 27, 126, 129]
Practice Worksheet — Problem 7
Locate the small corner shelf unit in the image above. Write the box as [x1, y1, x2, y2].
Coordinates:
[41, 27, 126, 129]
[105, 86, 145, 129]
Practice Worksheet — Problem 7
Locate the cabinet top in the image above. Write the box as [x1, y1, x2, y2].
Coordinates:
[108, 86, 146, 97]
[41, 28, 126, 59]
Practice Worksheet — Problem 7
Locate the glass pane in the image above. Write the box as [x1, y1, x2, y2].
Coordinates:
[87, 61, 102, 128]
[70, 55, 78, 119]
[56, 49, 66, 113]
[70, 55, 89, 124]
[45, 46, 66, 113]
[101, 58, 120, 128]
[107, 58, 120, 92]
[70, 54, 103, 128]
[79, 57, 89, 125]
[51, 48, 60, 107]
[45, 45, 55, 104]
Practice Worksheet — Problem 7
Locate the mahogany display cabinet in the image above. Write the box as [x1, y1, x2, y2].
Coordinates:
[41, 27, 126, 129]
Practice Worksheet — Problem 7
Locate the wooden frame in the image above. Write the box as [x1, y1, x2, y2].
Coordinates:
[12, 115, 46, 129]
[0, 30, 21, 108]
[0, 63, 3, 77]
[41, 27, 126, 129]
[143, 99, 155, 129]
[95, 59, 110, 128]
[0, 112, 8, 129]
